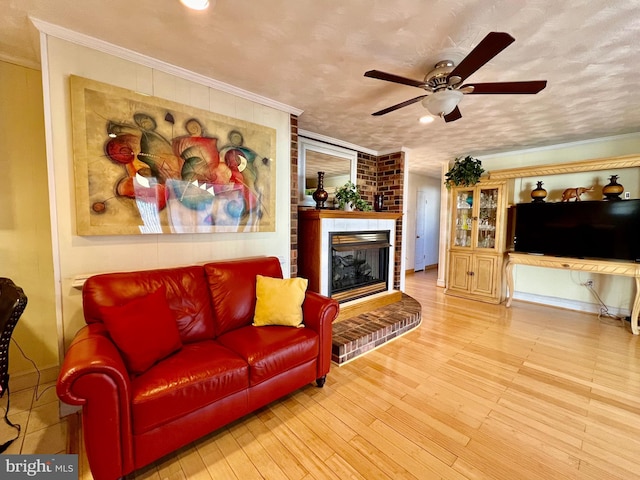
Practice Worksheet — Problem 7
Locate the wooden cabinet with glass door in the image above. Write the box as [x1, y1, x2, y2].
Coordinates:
[445, 181, 508, 303]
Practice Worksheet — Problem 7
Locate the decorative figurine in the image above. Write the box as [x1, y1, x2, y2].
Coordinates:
[561, 186, 593, 202]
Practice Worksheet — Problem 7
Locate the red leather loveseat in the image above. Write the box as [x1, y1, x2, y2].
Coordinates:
[56, 256, 339, 480]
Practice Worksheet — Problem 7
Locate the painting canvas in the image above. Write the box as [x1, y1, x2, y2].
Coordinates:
[70, 75, 276, 235]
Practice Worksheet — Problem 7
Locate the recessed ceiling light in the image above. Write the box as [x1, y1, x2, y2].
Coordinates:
[419, 115, 434, 124]
[180, 0, 209, 10]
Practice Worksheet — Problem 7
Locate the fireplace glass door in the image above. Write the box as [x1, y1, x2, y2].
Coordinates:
[329, 231, 390, 303]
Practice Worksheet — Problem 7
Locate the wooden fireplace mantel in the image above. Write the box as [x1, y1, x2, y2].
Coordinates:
[297, 207, 401, 298]
[298, 207, 402, 221]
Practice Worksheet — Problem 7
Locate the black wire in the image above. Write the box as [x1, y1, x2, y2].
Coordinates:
[0, 338, 57, 453]
[585, 283, 625, 324]
[10, 338, 55, 401]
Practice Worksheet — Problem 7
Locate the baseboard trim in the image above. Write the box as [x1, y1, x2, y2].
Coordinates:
[511, 291, 631, 317]
[406, 265, 437, 275]
[9, 365, 59, 393]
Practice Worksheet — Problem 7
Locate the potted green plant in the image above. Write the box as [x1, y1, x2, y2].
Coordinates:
[444, 155, 485, 189]
[334, 181, 371, 211]
[353, 196, 372, 212]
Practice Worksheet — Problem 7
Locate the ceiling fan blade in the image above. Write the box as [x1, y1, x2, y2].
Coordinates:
[448, 32, 515, 83]
[443, 106, 462, 123]
[365, 70, 426, 88]
[462, 80, 547, 94]
[371, 95, 428, 116]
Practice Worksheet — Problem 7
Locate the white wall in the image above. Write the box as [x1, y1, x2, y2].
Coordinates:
[478, 133, 640, 316]
[406, 173, 442, 271]
[41, 36, 293, 348]
[0, 60, 58, 387]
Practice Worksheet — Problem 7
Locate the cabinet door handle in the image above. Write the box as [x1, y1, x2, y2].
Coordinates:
[468, 271, 475, 276]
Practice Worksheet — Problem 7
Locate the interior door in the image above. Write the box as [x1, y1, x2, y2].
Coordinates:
[414, 190, 428, 271]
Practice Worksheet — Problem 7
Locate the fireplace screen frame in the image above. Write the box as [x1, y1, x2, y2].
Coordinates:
[329, 230, 391, 303]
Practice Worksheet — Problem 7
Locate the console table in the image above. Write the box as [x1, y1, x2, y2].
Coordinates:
[505, 252, 640, 334]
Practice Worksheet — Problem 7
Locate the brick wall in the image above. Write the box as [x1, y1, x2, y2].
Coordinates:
[290, 115, 298, 277]
[374, 152, 405, 290]
[288, 131, 405, 289]
[356, 151, 377, 205]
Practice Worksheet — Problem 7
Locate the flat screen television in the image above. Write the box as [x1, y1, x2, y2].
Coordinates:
[513, 199, 640, 262]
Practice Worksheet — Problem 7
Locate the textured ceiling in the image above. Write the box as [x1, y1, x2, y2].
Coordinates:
[2, 0, 640, 178]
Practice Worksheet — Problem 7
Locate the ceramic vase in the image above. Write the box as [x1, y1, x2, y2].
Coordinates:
[312, 171, 328, 209]
[531, 181, 547, 203]
[602, 175, 623, 201]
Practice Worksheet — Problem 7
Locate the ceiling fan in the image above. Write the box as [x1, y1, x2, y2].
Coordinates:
[365, 32, 547, 122]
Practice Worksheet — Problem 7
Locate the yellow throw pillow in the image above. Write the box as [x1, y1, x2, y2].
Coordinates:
[253, 275, 308, 327]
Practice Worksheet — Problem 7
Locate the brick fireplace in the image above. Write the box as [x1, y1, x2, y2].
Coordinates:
[297, 209, 401, 305]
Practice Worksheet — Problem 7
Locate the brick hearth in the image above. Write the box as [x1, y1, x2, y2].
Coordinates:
[331, 294, 421, 365]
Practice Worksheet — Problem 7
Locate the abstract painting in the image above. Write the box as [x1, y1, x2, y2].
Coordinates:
[70, 75, 276, 235]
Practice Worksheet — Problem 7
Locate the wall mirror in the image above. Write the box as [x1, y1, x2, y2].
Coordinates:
[298, 137, 357, 207]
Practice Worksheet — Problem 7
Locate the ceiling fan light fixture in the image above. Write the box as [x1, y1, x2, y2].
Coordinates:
[419, 115, 434, 124]
[422, 90, 463, 117]
[180, 0, 210, 10]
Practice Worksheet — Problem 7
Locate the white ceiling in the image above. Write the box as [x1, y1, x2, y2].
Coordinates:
[2, 0, 640, 178]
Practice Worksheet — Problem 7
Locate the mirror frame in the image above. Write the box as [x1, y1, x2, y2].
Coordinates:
[298, 137, 357, 207]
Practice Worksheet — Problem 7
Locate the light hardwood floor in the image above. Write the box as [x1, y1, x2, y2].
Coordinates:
[78, 269, 640, 479]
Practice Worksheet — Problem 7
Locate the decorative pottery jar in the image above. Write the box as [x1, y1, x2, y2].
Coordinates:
[602, 175, 624, 201]
[531, 181, 547, 203]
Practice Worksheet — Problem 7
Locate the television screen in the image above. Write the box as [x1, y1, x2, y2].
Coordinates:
[513, 199, 640, 262]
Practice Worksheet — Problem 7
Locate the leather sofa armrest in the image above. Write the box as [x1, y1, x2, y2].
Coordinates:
[57, 323, 131, 405]
[302, 291, 339, 380]
[56, 323, 135, 479]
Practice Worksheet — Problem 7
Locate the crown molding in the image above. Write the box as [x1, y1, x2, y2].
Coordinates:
[0, 53, 41, 71]
[378, 147, 405, 156]
[298, 129, 378, 156]
[29, 16, 304, 116]
[487, 153, 640, 180]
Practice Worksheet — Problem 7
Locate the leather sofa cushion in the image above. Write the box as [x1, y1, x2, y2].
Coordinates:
[130, 341, 248, 435]
[83, 266, 216, 344]
[205, 257, 282, 337]
[217, 325, 319, 386]
[99, 286, 182, 375]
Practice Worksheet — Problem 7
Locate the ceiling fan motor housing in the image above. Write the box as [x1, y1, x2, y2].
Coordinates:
[425, 60, 457, 90]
